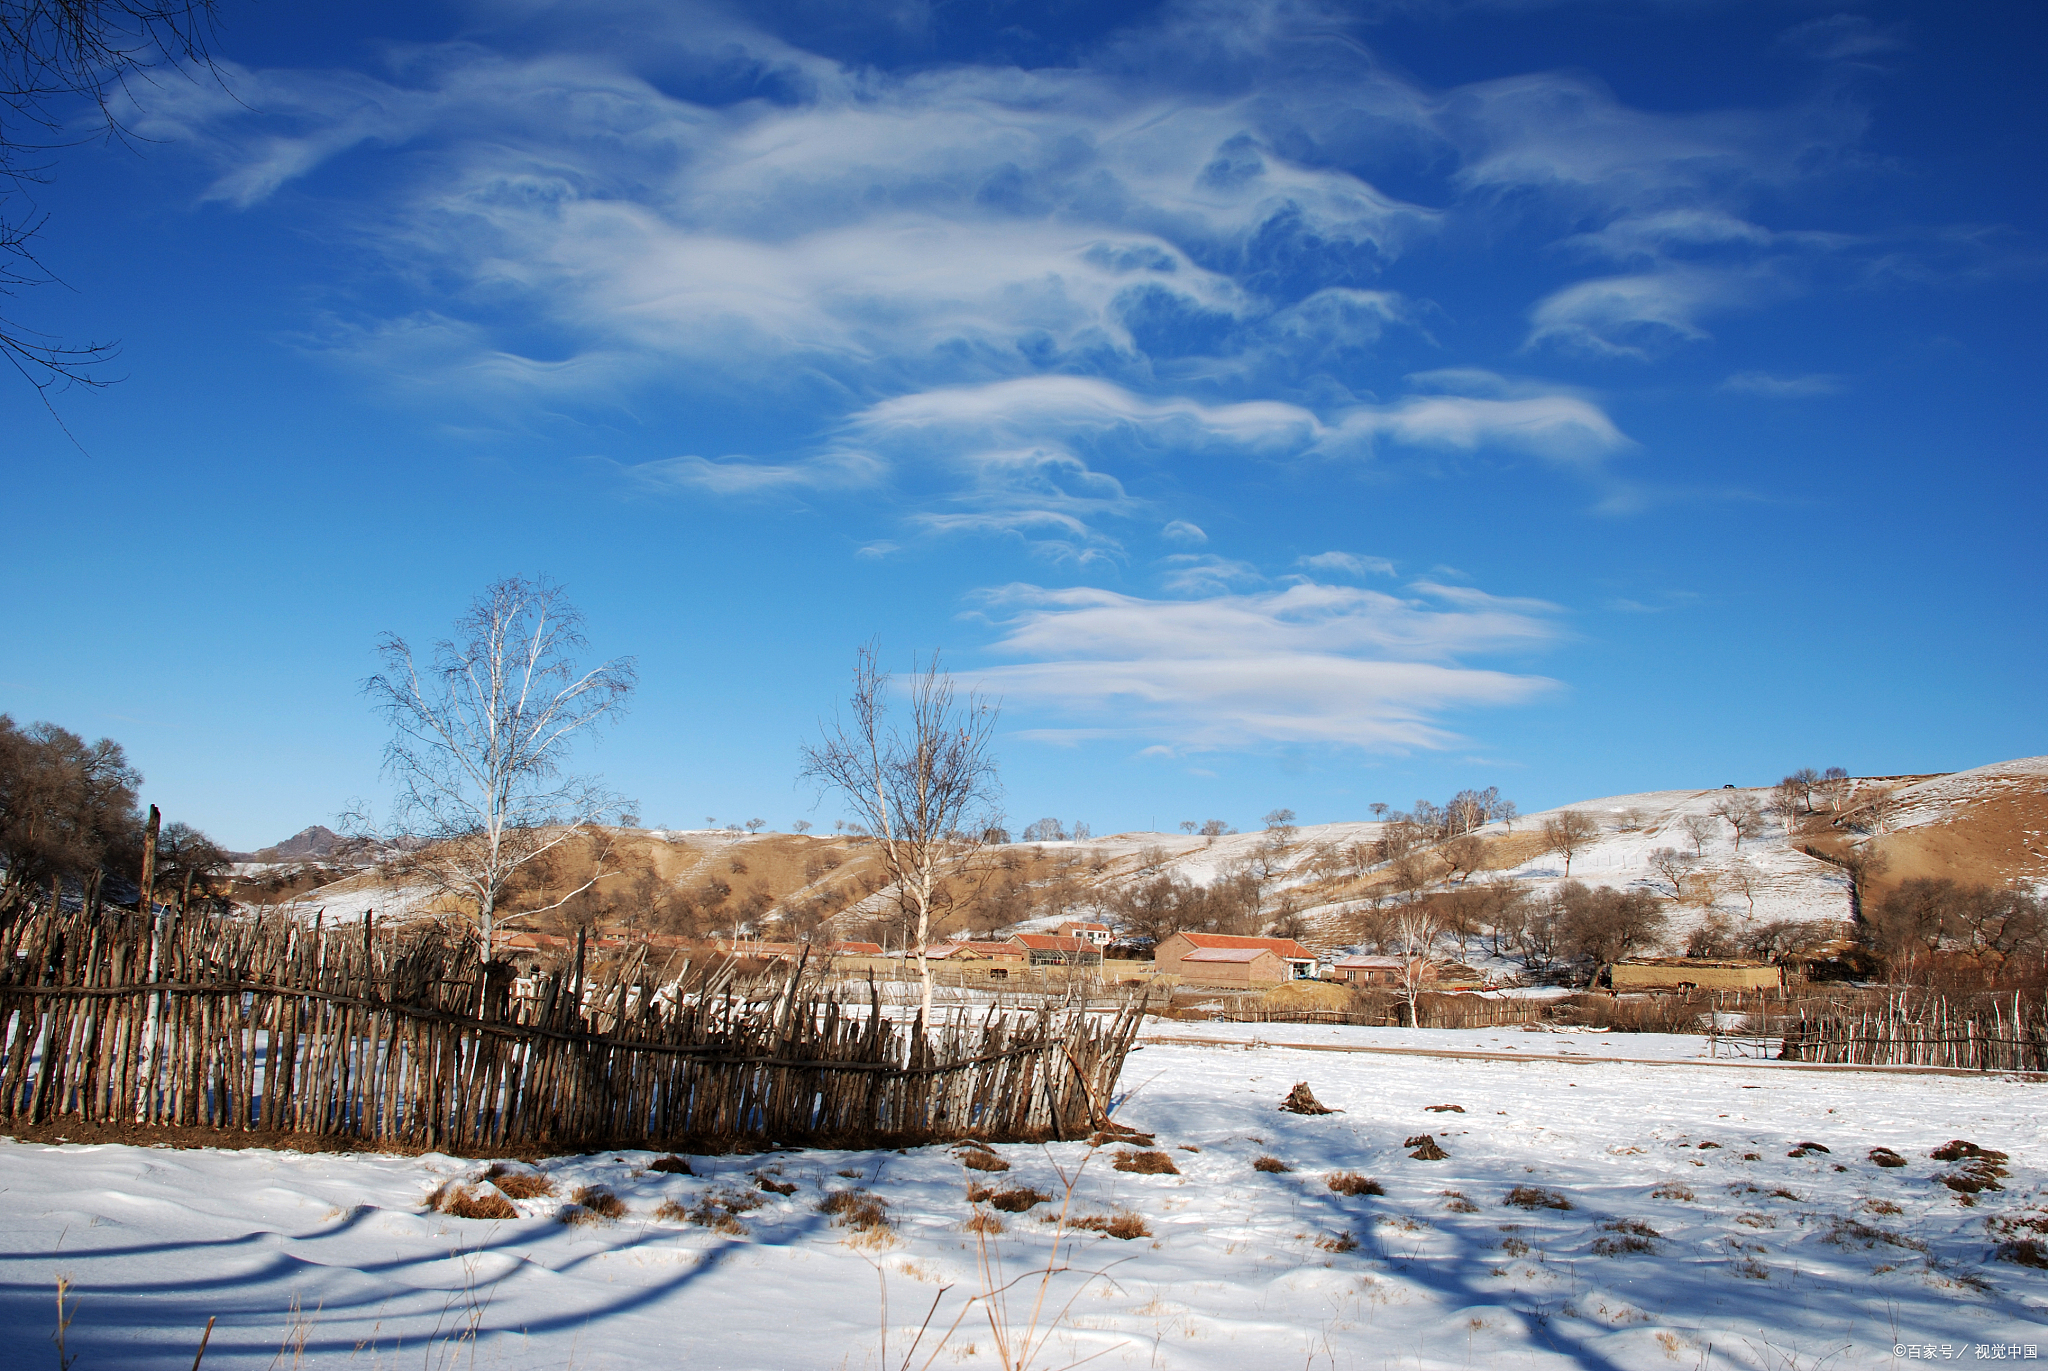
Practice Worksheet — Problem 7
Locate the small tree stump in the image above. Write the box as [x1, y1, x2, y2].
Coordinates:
[1280, 1082, 1337, 1115]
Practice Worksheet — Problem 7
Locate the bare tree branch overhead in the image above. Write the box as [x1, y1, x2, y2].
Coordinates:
[0, 1, 222, 400]
[359, 576, 636, 954]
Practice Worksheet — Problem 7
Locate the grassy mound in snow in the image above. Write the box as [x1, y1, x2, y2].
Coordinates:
[1261, 981, 1354, 1012]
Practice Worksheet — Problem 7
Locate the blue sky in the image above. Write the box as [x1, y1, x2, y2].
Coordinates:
[2, 0, 2042, 851]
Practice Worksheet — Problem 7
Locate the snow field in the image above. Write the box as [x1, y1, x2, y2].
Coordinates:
[3, 1030, 2044, 1370]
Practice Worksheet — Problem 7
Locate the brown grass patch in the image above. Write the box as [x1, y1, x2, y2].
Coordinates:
[1868, 1148, 1907, 1168]
[1651, 1183, 1695, 1201]
[959, 1150, 1011, 1173]
[429, 1183, 518, 1220]
[1863, 1198, 1903, 1215]
[648, 1155, 694, 1175]
[1736, 1213, 1774, 1229]
[1327, 1172, 1384, 1197]
[1930, 1139, 2007, 1163]
[653, 1198, 691, 1222]
[1593, 1218, 1658, 1254]
[1769, 1188, 1800, 1201]
[756, 1174, 798, 1195]
[986, 1186, 1052, 1213]
[820, 1190, 893, 1234]
[1787, 1142, 1831, 1157]
[572, 1185, 627, 1219]
[1113, 1150, 1180, 1175]
[1441, 1191, 1479, 1213]
[1405, 1134, 1450, 1161]
[1504, 1186, 1572, 1211]
[1072, 1210, 1151, 1240]
[1425, 1104, 1465, 1113]
[1280, 1082, 1337, 1115]
[485, 1169, 556, 1200]
[965, 1210, 1005, 1235]
[1252, 1155, 1290, 1174]
[1824, 1218, 1924, 1251]
[1996, 1238, 2048, 1269]
[1315, 1230, 1359, 1253]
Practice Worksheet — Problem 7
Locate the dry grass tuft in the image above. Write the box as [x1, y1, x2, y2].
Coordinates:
[572, 1185, 627, 1219]
[1787, 1141, 1831, 1158]
[1327, 1172, 1384, 1197]
[1867, 1147, 1907, 1168]
[653, 1198, 691, 1222]
[1996, 1238, 2048, 1269]
[964, 1210, 1005, 1235]
[1252, 1155, 1290, 1174]
[1863, 1198, 1903, 1215]
[1593, 1218, 1658, 1254]
[756, 1174, 798, 1196]
[430, 1182, 518, 1220]
[838, 1168, 864, 1179]
[1405, 1134, 1450, 1161]
[1930, 1139, 2007, 1163]
[1113, 1150, 1181, 1175]
[820, 1189, 893, 1234]
[486, 1169, 556, 1200]
[986, 1186, 1052, 1213]
[1504, 1186, 1572, 1211]
[1441, 1190, 1480, 1213]
[1769, 1189, 1800, 1201]
[959, 1149, 1011, 1173]
[1425, 1104, 1465, 1113]
[648, 1155, 694, 1175]
[1072, 1210, 1151, 1240]
[1651, 1183, 1695, 1202]
[1824, 1218, 1924, 1251]
[684, 1187, 763, 1233]
[1315, 1230, 1359, 1253]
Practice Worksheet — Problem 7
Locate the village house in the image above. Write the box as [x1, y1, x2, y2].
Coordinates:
[1054, 920, 1113, 947]
[1609, 957, 1783, 992]
[1009, 932, 1105, 967]
[921, 940, 1030, 981]
[1153, 931, 1320, 987]
[1331, 954, 1436, 988]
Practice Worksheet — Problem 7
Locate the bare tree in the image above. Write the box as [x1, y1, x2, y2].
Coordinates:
[1199, 818, 1230, 840]
[1711, 792, 1766, 851]
[799, 645, 1000, 1029]
[1540, 811, 1599, 877]
[1726, 860, 1764, 919]
[1262, 807, 1298, 842]
[1770, 777, 1803, 835]
[1441, 833, 1486, 885]
[791, 819, 812, 834]
[1817, 766, 1852, 813]
[1649, 846, 1697, 901]
[359, 577, 636, 954]
[1178, 820, 1197, 834]
[1679, 813, 1718, 857]
[1791, 767, 1821, 811]
[745, 817, 765, 834]
[1394, 902, 1440, 1029]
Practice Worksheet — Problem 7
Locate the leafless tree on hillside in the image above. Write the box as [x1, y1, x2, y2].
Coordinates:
[1540, 811, 1599, 877]
[1649, 846, 1697, 901]
[1199, 818, 1230, 840]
[1791, 767, 1822, 811]
[1441, 834, 1486, 885]
[1262, 807, 1298, 842]
[799, 645, 1000, 1030]
[1394, 903, 1440, 1030]
[1178, 820, 1197, 834]
[1817, 766, 1852, 813]
[1726, 861, 1764, 918]
[1771, 777, 1804, 834]
[358, 577, 636, 956]
[1712, 793, 1767, 851]
[1679, 813, 1718, 858]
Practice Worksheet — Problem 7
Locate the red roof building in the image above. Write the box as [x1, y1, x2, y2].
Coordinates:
[1008, 932, 1105, 966]
[1155, 931, 1320, 987]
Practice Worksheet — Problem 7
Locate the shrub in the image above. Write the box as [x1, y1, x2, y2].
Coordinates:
[1504, 1186, 1572, 1211]
[648, 1155, 694, 1175]
[1252, 1156, 1290, 1174]
[1113, 1150, 1181, 1175]
[1327, 1172, 1384, 1197]
[1072, 1210, 1151, 1240]
[573, 1185, 627, 1219]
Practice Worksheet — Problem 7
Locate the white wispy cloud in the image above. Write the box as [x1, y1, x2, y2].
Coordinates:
[1296, 551, 1395, 578]
[1720, 371, 1846, 398]
[972, 577, 1561, 751]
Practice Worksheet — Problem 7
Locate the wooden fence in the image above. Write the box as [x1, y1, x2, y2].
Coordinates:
[0, 907, 1146, 1153]
[1776, 990, 2048, 1071]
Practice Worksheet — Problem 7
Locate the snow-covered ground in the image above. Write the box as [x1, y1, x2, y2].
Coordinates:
[5, 1032, 2043, 1369]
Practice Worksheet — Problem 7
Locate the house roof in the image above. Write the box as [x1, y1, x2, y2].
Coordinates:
[1057, 921, 1110, 932]
[829, 940, 884, 956]
[1333, 955, 1408, 970]
[1173, 932, 1318, 961]
[1182, 947, 1282, 963]
[1616, 956, 1772, 969]
[1011, 933, 1094, 951]
[923, 941, 1026, 960]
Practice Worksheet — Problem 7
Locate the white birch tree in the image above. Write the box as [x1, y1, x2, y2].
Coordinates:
[360, 577, 636, 953]
[799, 645, 1000, 1030]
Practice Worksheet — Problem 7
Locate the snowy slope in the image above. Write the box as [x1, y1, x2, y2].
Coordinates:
[4, 1031, 2043, 1369]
